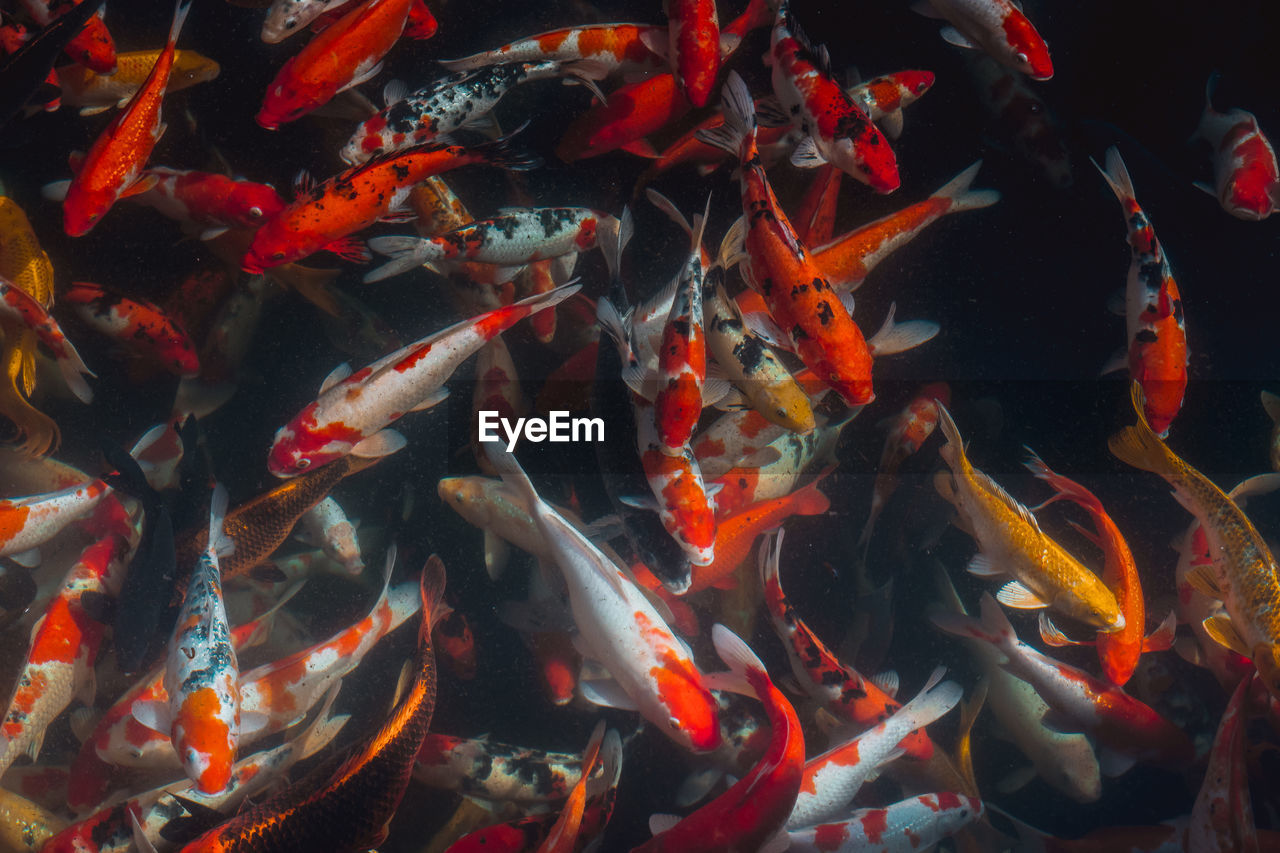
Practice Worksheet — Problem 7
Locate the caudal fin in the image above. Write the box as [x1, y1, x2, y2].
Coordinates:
[1107, 381, 1174, 477]
[1092, 146, 1135, 204]
[710, 623, 767, 699]
[474, 121, 544, 171]
[932, 161, 1000, 212]
[695, 72, 756, 157]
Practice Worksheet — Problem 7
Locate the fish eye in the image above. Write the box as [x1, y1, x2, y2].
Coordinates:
[1015, 52, 1029, 64]
[270, 251, 286, 261]
[667, 717, 681, 731]
[248, 206, 263, 219]
[294, 457, 311, 470]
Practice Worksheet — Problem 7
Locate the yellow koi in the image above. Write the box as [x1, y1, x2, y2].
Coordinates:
[0, 197, 56, 456]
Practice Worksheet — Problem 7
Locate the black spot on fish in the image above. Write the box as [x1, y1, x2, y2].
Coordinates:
[792, 324, 809, 341]
[1135, 328, 1158, 343]
[391, 163, 410, 181]
[733, 335, 766, 372]
[815, 301, 834, 326]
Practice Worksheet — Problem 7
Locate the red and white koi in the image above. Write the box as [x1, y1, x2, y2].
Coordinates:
[931, 592, 1194, 771]
[0, 478, 108, 560]
[470, 336, 525, 474]
[787, 668, 962, 829]
[18, 0, 116, 74]
[761, 530, 934, 760]
[296, 495, 364, 575]
[439, 23, 666, 77]
[663, 0, 721, 108]
[1191, 76, 1279, 221]
[364, 208, 614, 283]
[62, 281, 200, 378]
[60, 0, 191, 237]
[784, 792, 985, 852]
[126, 167, 285, 238]
[913, 0, 1053, 80]
[132, 487, 244, 795]
[848, 70, 935, 139]
[268, 283, 578, 477]
[769, 3, 900, 192]
[0, 274, 94, 403]
[1187, 674, 1259, 852]
[256, 0, 413, 129]
[341, 60, 608, 165]
[485, 444, 722, 753]
[1173, 519, 1255, 692]
[1095, 147, 1188, 438]
[632, 625, 803, 852]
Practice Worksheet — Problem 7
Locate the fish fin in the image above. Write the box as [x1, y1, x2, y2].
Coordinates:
[701, 378, 733, 408]
[408, 386, 449, 412]
[910, 0, 946, 18]
[711, 386, 749, 411]
[1038, 612, 1087, 646]
[675, 767, 725, 807]
[1141, 610, 1177, 652]
[580, 678, 638, 711]
[9, 547, 41, 568]
[382, 78, 408, 107]
[619, 494, 660, 512]
[1100, 348, 1128, 375]
[637, 28, 668, 60]
[877, 108, 904, 139]
[130, 811, 161, 853]
[1064, 519, 1104, 549]
[754, 96, 791, 128]
[737, 446, 782, 468]
[1226, 472, 1280, 504]
[790, 135, 826, 168]
[996, 580, 1048, 610]
[1174, 635, 1205, 667]
[621, 363, 654, 401]
[292, 169, 315, 196]
[932, 160, 999, 211]
[965, 553, 1002, 577]
[870, 669, 899, 698]
[199, 226, 230, 240]
[325, 236, 371, 264]
[1105, 289, 1127, 316]
[319, 362, 353, 394]
[120, 175, 159, 198]
[351, 429, 406, 459]
[70, 706, 98, 742]
[710, 623, 765, 698]
[1185, 564, 1223, 599]
[208, 483, 234, 558]
[78, 105, 113, 116]
[839, 290, 855, 317]
[645, 188, 693, 235]
[1192, 180, 1215, 196]
[648, 814, 682, 835]
[339, 60, 384, 94]
[482, 531, 510, 581]
[696, 71, 754, 155]
[620, 137, 659, 158]
[758, 833, 790, 853]
[1097, 747, 1137, 778]
[1202, 614, 1250, 657]
[42, 180, 71, 202]
[1093, 147, 1135, 203]
[131, 699, 171, 734]
[996, 764, 1037, 793]
[293, 682, 350, 761]
[868, 303, 940, 355]
[240, 711, 270, 735]
[939, 25, 977, 49]
[717, 32, 742, 58]
[717, 215, 748, 270]
[741, 309, 791, 351]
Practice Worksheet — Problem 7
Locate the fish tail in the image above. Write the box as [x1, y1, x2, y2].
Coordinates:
[418, 554, 448, 635]
[207, 483, 234, 559]
[169, 0, 194, 46]
[473, 122, 543, 171]
[1092, 146, 1135, 204]
[600, 206, 633, 284]
[930, 592, 1014, 651]
[933, 401, 968, 473]
[1023, 448, 1102, 515]
[710, 623, 764, 699]
[933, 161, 1000, 212]
[695, 71, 755, 158]
[1108, 381, 1176, 478]
[293, 682, 351, 762]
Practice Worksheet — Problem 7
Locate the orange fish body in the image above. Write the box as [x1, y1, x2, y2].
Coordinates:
[668, 0, 720, 108]
[19, 0, 116, 74]
[256, 0, 413, 129]
[61, 0, 191, 236]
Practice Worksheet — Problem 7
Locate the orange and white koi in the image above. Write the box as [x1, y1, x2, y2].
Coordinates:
[126, 167, 285, 239]
[0, 498, 131, 779]
[706, 74, 926, 407]
[60, 0, 191, 237]
[260, 0, 433, 43]
[788, 668, 961, 829]
[55, 48, 219, 115]
[486, 444, 722, 753]
[934, 404, 1124, 632]
[296, 495, 363, 574]
[1110, 380, 1280, 702]
[18, 0, 115, 74]
[62, 281, 200, 378]
[1025, 451, 1175, 686]
[440, 23, 666, 76]
[632, 624, 803, 851]
[1191, 76, 1278, 221]
[0, 273, 94, 402]
[931, 592, 1193, 771]
[769, 2, 900, 192]
[131, 487, 245, 795]
[256, 0, 412, 129]
[761, 530, 934, 760]
[812, 161, 999, 292]
[243, 133, 539, 272]
[1095, 147, 1187, 438]
[664, 0, 721, 108]
[848, 70, 936, 140]
[913, 0, 1052, 80]
[364, 208, 614, 283]
[784, 792, 985, 852]
[1187, 674, 1259, 853]
[0, 478, 107, 560]
[855, 382, 949, 563]
[268, 284, 577, 477]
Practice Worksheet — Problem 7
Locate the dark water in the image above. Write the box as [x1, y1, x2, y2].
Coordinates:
[3, 0, 1280, 849]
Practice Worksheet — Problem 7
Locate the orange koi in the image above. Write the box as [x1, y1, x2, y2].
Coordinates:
[63, 281, 200, 377]
[18, 0, 116, 74]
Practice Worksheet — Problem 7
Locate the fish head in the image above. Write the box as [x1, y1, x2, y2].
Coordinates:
[172, 51, 222, 88]
[653, 666, 722, 753]
[241, 222, 301, 273]
[158, 334, 201, 378]
[1002, 14, 1053, 80]
[62, 188, 113, 237]
[829, 130, 900, 195]
[1226, 178, 1275, 222]
[758, 385, 816, 433]
[227, 183, 286, 230]
[898, 70, 936, 100]
[268, 409, 357, 478]
[256, 72, 311, 130]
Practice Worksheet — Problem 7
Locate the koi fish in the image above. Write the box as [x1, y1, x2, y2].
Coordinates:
[812, 161, 999, 292]
[296, 495, 363, 574]
[486, 444, 722, 753]
[769, 3, 899, 191]
[364, 207, 613, 283]
[0, 786, 66, 852]
[55, 48, 219, 115]
[341, 59, 608, 165]
[269, 283, 578, 477]
[1025, 451, 1175, 686]
[663, 0, 721, 108]
[913, 0, 1053, 80]
[700, 73, 880, 406]
[0, 478, 108, 560]
[1, 274, 93, 403]
[132, 486, 247, 795]
[1110, 380, 1280, 701]
[62, 281, 200, 377]
[439, 23, 665, 76]
[965, 52, 1071, 186]
[256, 0, 413, 129]
[14, 0, 114, 76]
[931, 592, 1193, 771]
[538, 721, 607, 853]
[855, 383, 949, 564]
[1191, 76, 1279, 221]
[172, 556, 445, 853]
[126, 167, 285, 239]
[1174, 521, 1255, 691]
[788, 668, 962, 829]
[243, 133, 540, 272]
[848, 70, 936, 139]
[1187, 675, 1259, 852]
[60, 0, 192, 236]
[761, 530, 933, 760]
[633, 624, 803, 851]
[0, 5, 86, 120]
[1095, 147, 1187, 438]
[414, 733, 584, 803]
[933, 403, 1124, 632]
[434, 606, 476, 681]
[783, 793, 985, 852]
